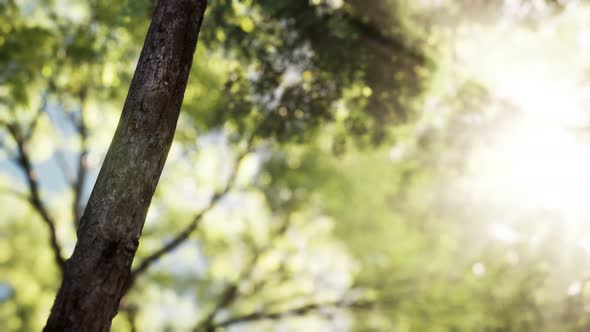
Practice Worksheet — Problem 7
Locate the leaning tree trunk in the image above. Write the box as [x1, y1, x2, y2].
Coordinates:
[44, 1, 207, 331]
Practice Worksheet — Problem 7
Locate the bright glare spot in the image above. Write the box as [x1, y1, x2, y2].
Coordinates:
[56, 0, 90, 23]
[389, 144, 406, 162]
[456, 14, 590, 244]
[489, 223, 519, 244]
[577, 236, 590, 252]
[568, 281, 582, 296]
[474, 118, 590, 218]
[472, 262, 486, 277]
[281, 65, 303, 87]
[577, 29, 590, 51]
[327, 0, 344, 9]
[310, 0, 344, 9]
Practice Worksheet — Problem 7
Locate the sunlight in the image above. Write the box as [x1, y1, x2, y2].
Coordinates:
[465, 76, 590, 223]
[462, 82, 590, 255]
[454, 9, 590, 235]
[474, 114, 590, 218]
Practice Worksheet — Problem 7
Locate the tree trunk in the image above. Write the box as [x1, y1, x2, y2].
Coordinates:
[44, 1, 207, 331]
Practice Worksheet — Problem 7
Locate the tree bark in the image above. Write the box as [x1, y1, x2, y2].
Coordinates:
[44, 1, 207, 331]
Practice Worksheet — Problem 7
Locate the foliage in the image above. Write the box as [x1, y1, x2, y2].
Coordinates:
[2, 0, 590, 331]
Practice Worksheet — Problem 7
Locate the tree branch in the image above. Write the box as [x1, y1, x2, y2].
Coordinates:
[119, 301, 139, 332]
[3, 121, 66, 272]
[127, 104, 271, 288]
[24, 91, 49, 141]
[194, 214, 292, 331]
[208, 298, 374, 330]
[71, 91, 89, 229]
[127, 137, 256, 288]
[54, 150, 76, 187]
[46, 91, 90, 229]
[44, 1, 209, 329]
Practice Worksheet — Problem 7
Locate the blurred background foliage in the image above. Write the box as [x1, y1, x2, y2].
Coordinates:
[2, 0, 590, 331]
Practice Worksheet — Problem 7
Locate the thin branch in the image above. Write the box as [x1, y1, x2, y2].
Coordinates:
[46, 90, 90, 229]
[128, 192, 223, 285]
[127, 134, 257, 287]
[127, 114, 268, 290]
[54, 150, 76, 187]
[245, 259, 291, 296]
[208, 299, 374, 330]
[119, 301, 139, 332]
[196, 281, 239, 332]
[72, 91, 89, 228]
[24, 91, 49, 141]
[194, 214, 292, 331]
[239, 215, 320, 297]
[3, 122, 66, 272]
[235, 217, 322, 302]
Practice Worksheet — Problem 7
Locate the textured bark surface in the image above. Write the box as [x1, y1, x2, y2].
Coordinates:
[44, 1, 207, 331]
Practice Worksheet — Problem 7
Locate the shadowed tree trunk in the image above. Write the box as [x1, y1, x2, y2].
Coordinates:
[43, 0, 207, 331]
